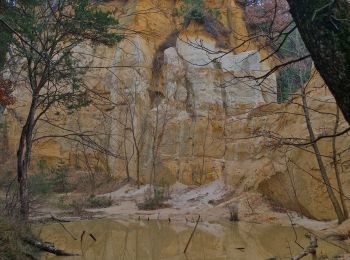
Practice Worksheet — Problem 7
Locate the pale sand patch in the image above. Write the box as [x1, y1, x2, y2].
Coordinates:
[87, 180, 337, 234]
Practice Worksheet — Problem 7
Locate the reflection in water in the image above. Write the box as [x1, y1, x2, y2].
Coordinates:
[35, 219, 342, 260]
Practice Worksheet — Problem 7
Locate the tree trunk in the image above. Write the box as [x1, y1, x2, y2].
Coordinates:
[17, 98, 37, 221]
[136, 147, 140, 189]
[123, 115, 131, 182]
[301, 89, 345, 223]
[17, 140, 29, 220]
[150, 104, 159, 189]
[287, 0, 350, 124]
[123, 136, 130, 183]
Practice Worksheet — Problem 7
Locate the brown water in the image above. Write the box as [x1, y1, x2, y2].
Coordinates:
[35, 219, 344, 260]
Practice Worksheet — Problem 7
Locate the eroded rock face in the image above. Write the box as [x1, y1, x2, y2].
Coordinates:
[2, 0, 350, 220]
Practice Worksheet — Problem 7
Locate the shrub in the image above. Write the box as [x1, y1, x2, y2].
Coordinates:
[138, 197, 169, 210]
[56, 195, 72, 211]
[86, 194, 112, 208]
[36, 159, 48, 175]
[50, 162, 73, 193]
[182, 0, 205, 24]
[138, 187, 169, 210]
[28, 161, 73, 196]
[69, 199, 86, 216]
[57, 195, 112, 216]
[176, 0, 221, 25]
[28, 172, 52, 196]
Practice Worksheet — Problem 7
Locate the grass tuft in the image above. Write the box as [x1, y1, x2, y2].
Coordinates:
[0, 216, 38, 260]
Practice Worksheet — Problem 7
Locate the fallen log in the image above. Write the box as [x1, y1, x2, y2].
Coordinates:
[24, 237, 80, 256]
[50, 214, 71, 223]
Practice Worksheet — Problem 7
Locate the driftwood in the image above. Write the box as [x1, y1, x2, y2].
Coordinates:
[50, 214, 70, 223]
[24, 237, 80, 256]
[184, 215, 200, 254]
[292, 234, 317, 260]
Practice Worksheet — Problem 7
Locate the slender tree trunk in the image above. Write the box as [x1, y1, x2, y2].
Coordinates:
[301, 89, 345, 223]
[17, 97, 37, 220]
[332, 107, 348, 219]
[17, 133, 29, 220]
[287, 0, 350, 124]
[123, 141, 130, 182]
[131, 130, 140, 189]
[200, 110, 210, 185]
[128, 97, 141, 189]
[150, 104, 159, 190]
[123, 114, 131, 182]
[135, 147, 140, 189]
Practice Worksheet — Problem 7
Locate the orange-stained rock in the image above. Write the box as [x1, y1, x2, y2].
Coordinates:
[1, 0, 349, 221]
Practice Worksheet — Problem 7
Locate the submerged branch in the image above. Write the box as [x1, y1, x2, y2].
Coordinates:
[23, 237, 80, 257]
[291, 234, 317, 260]
[184, 215, 201, 254]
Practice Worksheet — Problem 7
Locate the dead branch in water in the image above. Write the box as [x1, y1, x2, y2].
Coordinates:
[23, 237, 79, 256]
[50, 214, 77, 240]
[184, 215, 200, 254]
[286, 212, 304, 249]
[291, 234, 317, 260]
[89, 233, 97, 241]
[80, 230, 86, 256]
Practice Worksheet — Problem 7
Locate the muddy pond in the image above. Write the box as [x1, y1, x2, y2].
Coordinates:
[35, 219, 344, 260]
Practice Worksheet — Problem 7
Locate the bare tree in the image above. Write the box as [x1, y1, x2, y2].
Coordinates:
[300, 85, 345, 223]
[0, 0, 124, 220]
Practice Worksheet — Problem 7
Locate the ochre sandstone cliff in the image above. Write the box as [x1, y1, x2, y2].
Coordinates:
[2, 0, 350, 220]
